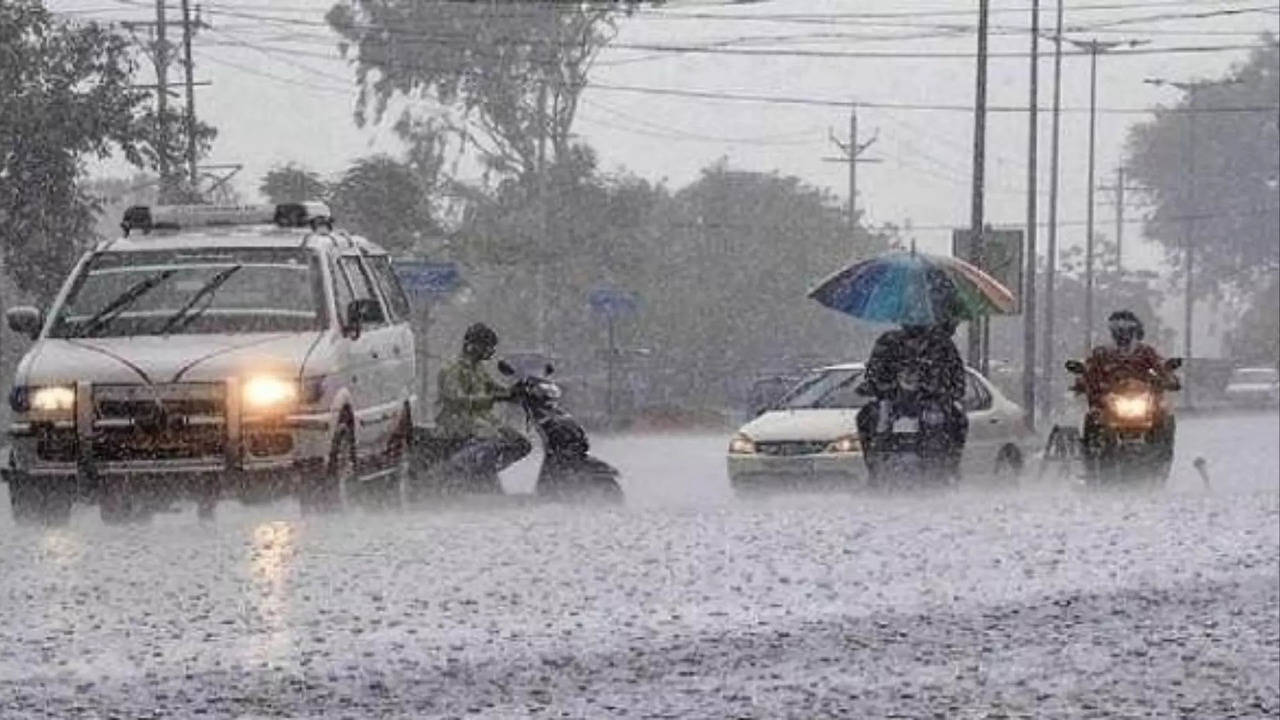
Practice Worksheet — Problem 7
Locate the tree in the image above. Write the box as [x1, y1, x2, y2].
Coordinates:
[326, 0, 648, 184]
[0, 2, 157, 301]
[1124, 37, 1280, 299]
[1225, 276, 1280, 366]
[259, 164, 329, 204]
[329, 155, 438, 253]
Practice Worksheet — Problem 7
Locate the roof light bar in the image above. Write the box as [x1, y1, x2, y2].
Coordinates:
[121, 202, 334, 235]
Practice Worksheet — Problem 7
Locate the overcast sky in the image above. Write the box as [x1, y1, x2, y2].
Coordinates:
[49, 0, 1279, 348]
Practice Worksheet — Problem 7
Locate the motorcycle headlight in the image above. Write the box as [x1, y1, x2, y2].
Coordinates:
[728, 433, 757, 455]
[824, 435, 862, 454]
[243, 376, 298, 411]
[24, 386, 76, 413]
[1109, 393, 1152, 419]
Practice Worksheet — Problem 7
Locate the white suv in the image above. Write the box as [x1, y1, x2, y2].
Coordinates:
[3, 203, 416, 523]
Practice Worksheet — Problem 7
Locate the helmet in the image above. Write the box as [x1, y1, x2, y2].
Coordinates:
[463, 322, 498, 352]
[1107, 310, 1144, 347]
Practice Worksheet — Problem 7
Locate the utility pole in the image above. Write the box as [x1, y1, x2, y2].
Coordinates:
[1098, 166, 1144, 270]
[123, 2, 210, 202]
[1144, 76, 1242, 409]
[1040, 0, 1064, 423]
[180, 0, 200, 193]
[823, 104, 880, 241]
[1022, 0, 1040, 431]
[968, 0, 991, 372]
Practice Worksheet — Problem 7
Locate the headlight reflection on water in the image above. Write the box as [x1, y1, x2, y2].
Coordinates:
[247, 520, 298, 667]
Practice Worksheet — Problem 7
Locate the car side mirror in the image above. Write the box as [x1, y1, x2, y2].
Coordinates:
[1164, 357, 1183, 371]
[497, 360, 515, 376]
[544, 364, 555, 377]
[6, 306, 42, 339]
[1064, 360, 1085, 375]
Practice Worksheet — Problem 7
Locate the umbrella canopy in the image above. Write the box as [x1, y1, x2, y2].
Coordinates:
[808, 250, 1017, 325]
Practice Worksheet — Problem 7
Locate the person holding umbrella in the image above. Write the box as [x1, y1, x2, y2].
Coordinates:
[808, 248, 1017, 485]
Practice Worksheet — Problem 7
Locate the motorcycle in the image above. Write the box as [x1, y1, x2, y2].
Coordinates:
[1065, 357, 1181, 485]
[496, 360, 623, 502]
[856, 367, 962, 488]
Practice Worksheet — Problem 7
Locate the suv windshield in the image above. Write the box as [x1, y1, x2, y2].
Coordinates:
[50, 248, 326, 338]
[775, 367, 870, 409]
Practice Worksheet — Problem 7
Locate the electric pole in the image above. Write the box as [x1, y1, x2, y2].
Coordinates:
[823, 104, 880, 242]
[1022, 0, 1040, 431]
[968, 0, 990, 372]
[1098, 166, 1144, 270]
[180, 0, 200, 192]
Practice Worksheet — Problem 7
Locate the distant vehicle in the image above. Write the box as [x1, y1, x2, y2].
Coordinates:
[3, 202, 416, 524]
[727, 362, 1031, 492]
[1224, 367, 1280, 407]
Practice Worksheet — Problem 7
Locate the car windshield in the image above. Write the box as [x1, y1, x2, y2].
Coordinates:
[1232, 369, 1279, 384]
[775, 367, 870, 409]
[50, 248, 326, 338]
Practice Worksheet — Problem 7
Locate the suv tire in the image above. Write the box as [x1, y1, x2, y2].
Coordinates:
[302, 420, 354, 514]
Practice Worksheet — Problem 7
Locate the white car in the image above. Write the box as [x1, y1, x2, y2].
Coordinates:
[1223, 367, 1280, 407]
[4, 203, 416, 523]
[727, 362, 1032, 491]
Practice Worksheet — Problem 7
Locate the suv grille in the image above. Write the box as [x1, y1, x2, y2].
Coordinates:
[91, 383, 226, 462]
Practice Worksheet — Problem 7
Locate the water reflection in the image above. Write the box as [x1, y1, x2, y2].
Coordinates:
[39, 528, 86, 568]
[247, 520, 297, 668]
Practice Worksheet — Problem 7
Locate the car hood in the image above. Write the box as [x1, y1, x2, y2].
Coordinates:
[17, 332, 327, 386]
[736, 408, 860, 442]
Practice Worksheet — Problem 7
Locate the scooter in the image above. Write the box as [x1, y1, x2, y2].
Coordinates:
[497, 360, 623, 502]
[856, 368, 962, 488]
[1064, 357, 1181, 485]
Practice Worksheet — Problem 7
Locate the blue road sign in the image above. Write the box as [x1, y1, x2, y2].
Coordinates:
[393, 259, 462, 297]
[588, 287, 639, 317]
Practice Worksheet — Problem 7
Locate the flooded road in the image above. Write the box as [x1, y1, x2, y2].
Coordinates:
[1, 412, 1276, 718]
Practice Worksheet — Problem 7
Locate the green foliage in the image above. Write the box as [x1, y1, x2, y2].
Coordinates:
[259, 163, 330, 204]
[328, 155, 438, 254]
[0, 1, 155, 301]
[326, 0, 650, 182]
[1123, 37, 1280, 298]
[1225, 276, 1280, 365]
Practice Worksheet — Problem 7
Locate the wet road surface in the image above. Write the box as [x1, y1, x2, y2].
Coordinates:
[1, 412, 1276, 718]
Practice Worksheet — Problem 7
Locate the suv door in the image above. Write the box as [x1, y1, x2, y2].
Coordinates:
[334, 254, 397, 454]
[363, 254, 416, 424]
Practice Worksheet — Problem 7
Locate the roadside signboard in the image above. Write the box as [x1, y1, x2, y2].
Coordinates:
[588, 287, 640, 318]
[392, 259, 462, 298]
[952, 228, 1024, 314]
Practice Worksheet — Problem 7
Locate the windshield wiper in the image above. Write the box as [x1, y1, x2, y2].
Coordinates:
[157, 264, 243, 336]
[71, 269, 177, 338]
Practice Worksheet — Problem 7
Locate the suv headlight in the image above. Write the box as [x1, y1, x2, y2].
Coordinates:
[728, 433, 757, 455]
[824, 435, 862, 454]
[244, 376, 298, 411]
[10, 385, 76, 413]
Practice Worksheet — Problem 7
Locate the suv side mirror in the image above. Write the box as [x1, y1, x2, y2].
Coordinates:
[1064, 360, 1085, 375]
[1164, 357, 1183, 371]
[497, 360, 515, 376]
[544, 363, 555, 377]
[343, 298, 381, 339]
[6, 306, 42, 339]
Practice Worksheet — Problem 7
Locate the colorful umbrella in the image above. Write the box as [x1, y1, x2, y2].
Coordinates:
[808, 250, 1017, 325]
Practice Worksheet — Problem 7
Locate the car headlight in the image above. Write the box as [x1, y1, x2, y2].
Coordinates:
[12, 385, 76, 413]
[1109, 392, 1152, 419]
[824, 435, 862, 454]
[243, 376, 298, 411]
[728, 433, 757, 455]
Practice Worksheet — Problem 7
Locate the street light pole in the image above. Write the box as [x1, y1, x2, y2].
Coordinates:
[968, 0, 991, 372]
[1062, 37, 1147, 351]
[1040, 0, 1064, 423]
[1022, 0, 1040, 431]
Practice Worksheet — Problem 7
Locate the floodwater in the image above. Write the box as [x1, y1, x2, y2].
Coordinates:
[0, 412, 1276, 718]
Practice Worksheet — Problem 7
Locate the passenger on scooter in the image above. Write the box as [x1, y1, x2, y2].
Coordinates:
[1076, 310, 1178, 462]
[436, 323, 531, 486]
